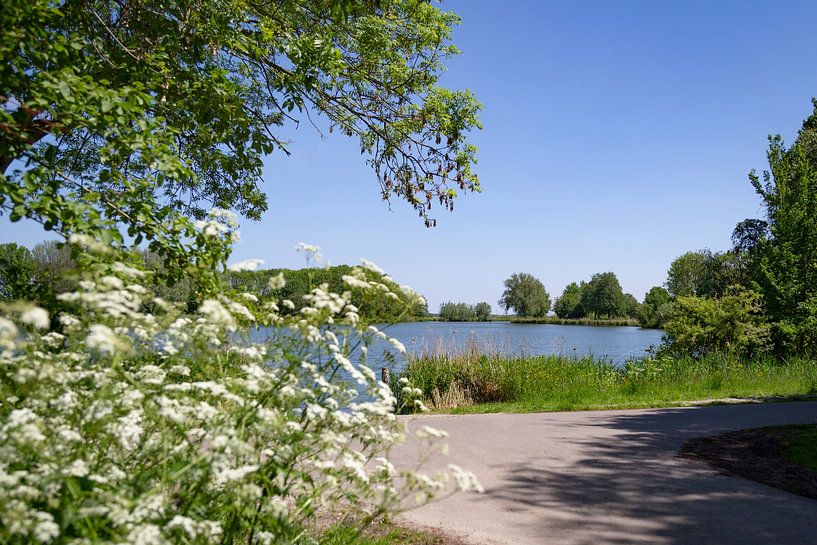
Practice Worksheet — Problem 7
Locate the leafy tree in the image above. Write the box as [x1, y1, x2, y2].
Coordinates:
[732, 219, 770, 256]
[663, 287, 771, 357]
[474, 302, 492, 321]
[740, 100, 817, 353]
[438, 301, 491, 322]
[439, 302, 473, 321]
[581, 272, 626, 318]
[229, 265, 426, 323]
[666, 250, 744, 299]
[623, 293, 640, 319]
[498, 273, 551, 317]
[0, 243, 35, 300]
[638, 286, 674, 328]
[1, 0, 482, 294]
[553, 282, 584, 319]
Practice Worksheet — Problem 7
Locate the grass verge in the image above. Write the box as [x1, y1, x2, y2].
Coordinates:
[394, 351, 817, 414]
[320, 523, 466, 545]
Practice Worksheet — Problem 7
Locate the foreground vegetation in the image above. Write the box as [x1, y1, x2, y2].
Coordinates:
[394, 351, 817, 414]
[321, 523, 462, 545]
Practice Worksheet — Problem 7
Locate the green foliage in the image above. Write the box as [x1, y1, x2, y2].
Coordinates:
[0, 243, 34, 300]
[498, 272, 551, 317]
[666, 250, 744, 299]
[580, 272, 627, 318]
[474, 302, 492, 321]
[438, 301, 491, 322]
[553, 282, 584, 319]
[622, 293, 640, 319]
[663, 287, 771, 357]
[743, 100, 817, 353]
[638, 286, 674, 328]
[398, 350, 817, 414]
[1, 0, 482, 263]
[228, 265, 427, 323]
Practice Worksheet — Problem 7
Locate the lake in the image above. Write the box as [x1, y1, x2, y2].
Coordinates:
[369, 321, 664, 370]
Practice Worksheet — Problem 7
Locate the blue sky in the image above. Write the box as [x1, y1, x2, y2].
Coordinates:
[3, 0, 817, 312]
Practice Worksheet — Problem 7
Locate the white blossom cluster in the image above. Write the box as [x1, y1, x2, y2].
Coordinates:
[0, 236, 479, 544]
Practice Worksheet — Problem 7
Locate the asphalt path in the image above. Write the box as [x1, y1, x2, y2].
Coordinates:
[391, 401, 817, 545]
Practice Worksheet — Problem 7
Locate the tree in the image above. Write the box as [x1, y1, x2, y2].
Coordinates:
[438, 301, 491, 322]
[1, 0, 482, 293]
[638, 286, 673, 328]
[0, 243, 35, 300]
[581, 272, 626, 318]
[742, 99, 817, 353]
[732, 219, 770, 256]
[623, 293, 640, 319]
[474, 301, 492, 321]
[663, 287, 771, 357]
[498, 273, 551, 317]
[666, 250, 743, 299]
[553, 282, 584, 319]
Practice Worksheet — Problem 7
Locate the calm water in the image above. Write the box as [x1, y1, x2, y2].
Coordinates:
[369, 321, 664, 371]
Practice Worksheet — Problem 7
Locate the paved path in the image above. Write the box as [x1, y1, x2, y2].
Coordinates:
[390, 401, 817, 545]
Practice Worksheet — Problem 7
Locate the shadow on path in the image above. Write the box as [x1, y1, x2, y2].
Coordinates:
[486, 402, 817, 545]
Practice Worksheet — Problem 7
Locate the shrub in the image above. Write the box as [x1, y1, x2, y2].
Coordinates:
[0, 229, 480, 545]
[662, 286, 771, 357]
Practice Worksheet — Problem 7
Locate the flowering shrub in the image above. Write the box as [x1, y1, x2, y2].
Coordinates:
[0, 217, 480, 544]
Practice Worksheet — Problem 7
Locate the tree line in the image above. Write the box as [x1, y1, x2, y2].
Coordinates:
[438, 301, 492, 321]
[497, 99, 817, 358]
[496, 271, 641, 321]
[0, 243, 427, 323]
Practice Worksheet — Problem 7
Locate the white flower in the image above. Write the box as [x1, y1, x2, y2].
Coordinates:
[128, 524, 166, 545]
[228, 258, 264, 272]
[268, 272, 286, 290]
[295, 242, 322, 263]
[208, 207, 238, 228]
[20, 307, 50, 330]
[415, 425, 449, 439]
[212, 465, 259, 487]
[198, 299, 237, 330]
[65, 459, 90, 477]
[86, 324, 126, 354]
[448, 464, 484, 493]
[110, 410, 143, 451]
[388, 337, 407, 354]
[360, 259, 385, 275]
[32, 512, 59, 543]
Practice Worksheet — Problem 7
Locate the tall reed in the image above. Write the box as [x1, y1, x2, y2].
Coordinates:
[395, 348, 817, 413]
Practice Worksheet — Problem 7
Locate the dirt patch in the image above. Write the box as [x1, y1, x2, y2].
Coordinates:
[679, 424, 817, 501]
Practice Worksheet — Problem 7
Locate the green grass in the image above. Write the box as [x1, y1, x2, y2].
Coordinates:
[777, 424, 817, 471]
[395, 351, 817, 414]
[320, 523, 457, 545]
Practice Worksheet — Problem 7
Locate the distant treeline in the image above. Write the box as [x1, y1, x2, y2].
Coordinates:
[0, 242, 427, 323]
[227, 265, 427, 322]
[438, 301, 491, 321]
[501, 100, 817, 358]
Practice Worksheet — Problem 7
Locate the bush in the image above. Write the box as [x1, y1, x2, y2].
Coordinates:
[662, 286, 771, 357]
[0, 230, 480, 545]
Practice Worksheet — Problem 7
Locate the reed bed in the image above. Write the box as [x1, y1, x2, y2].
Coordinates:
[394, 348, 817, 413]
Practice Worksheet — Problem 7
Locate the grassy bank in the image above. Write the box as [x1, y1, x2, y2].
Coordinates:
[394, 351, 817, 414]
[508, 316, 640, 327]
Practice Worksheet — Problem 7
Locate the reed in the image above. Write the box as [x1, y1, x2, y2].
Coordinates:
[395, 349, 817, 413]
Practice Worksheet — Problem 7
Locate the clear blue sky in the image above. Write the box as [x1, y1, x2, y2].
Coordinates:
[3, 0, 817, 312]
